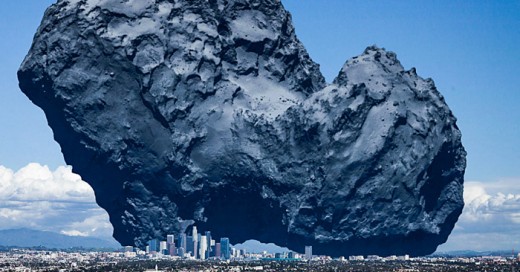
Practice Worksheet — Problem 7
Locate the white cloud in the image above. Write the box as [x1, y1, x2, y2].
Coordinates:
[0, 163, 115, 241]
[61, 230, 89, 237]
[439, 178, 520, 252]
[0, 163, 94, 202]
[62, 213, 114, 238]
[460, 181, 520, 226]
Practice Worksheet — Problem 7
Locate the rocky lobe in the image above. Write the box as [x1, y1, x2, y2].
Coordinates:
[18, 0, 466, 256]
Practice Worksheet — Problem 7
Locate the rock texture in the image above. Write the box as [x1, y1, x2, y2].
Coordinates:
[18, 0, 466, 256]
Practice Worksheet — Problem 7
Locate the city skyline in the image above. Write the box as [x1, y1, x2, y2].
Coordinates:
[0, 0, 519, 253]
[138, 226, 285, 260]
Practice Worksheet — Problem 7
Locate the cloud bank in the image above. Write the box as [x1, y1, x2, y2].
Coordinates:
[0, 163, 114, 239]
[438, 178, 520, 251]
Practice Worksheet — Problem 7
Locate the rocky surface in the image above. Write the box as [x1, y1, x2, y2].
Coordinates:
[18, 0, 466, 256]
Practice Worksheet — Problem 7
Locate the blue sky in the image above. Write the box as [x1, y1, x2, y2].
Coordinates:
[0, 0, 519, 252]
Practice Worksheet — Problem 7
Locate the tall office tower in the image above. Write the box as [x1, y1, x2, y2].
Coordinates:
[186, 236, 194, 257]
[305, 246, 312, 260]
[215, 243, 221, 259]
[178, 247, 185, 258]
[148, 239, 160, 252]
[205, 231, 212, 258]
[210, 239, 215, 258]
[160, 241, 168, 253]
[178, 233, 187, 250]
[194, 235, 200, 259]
[215, 243, 222, 259]
[192, 226, 198, 243]
[169, 243, 176, 256]
[167, 234, 174, 245]
[199, 235, 207, 260]
[146, 245, 150, 253]
[220, 238, 230, 260]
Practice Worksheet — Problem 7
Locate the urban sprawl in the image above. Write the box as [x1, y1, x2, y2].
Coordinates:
[2, 248, 520, 272]
[2, 226, 520, 271]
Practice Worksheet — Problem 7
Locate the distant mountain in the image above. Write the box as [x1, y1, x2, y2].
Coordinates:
[433, 250, 517, 257]
[0, 228, 120, 249]
[233, 240, 290, 254]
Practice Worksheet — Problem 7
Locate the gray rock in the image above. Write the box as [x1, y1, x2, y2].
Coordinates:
[18, 0, 466, 256]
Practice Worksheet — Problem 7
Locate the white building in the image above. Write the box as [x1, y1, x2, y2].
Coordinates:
[397, 254, 410, 261]
[304, 246, 312, 260]
[366, 255, 382, 261]
[159, 241, 168, 252]
[349, 255, 364, 261]
[124, 251, 137, 258]
[385, 255, 397, 261]
[199, 235, 207, 260]
[167, 235, 174, 245]
[192, 226, 198, 243]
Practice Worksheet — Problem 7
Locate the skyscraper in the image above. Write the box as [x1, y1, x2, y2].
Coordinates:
[167, 234, 175, 256]
[177, 233, 186, 248]
[205, 231, 212, 258]
[220, 237, 230, 260]
[167, 234, 174, 245]
[192, 226, 198, 243]
[215, 243, 221, 259]
[148, 239, 160, 253]
[199, 235, 207, 260]
[305, 246, 312, 260]
[194, 235, 199, 259]
[186, 236, 194, 257]
[178, 233, 187, 256]
[192, 226, 198, 259]
[210, 239, 215, 259]
[160, 241, 168, 254]
[177, 247, 185, 257]
[169, 243, 176, 256]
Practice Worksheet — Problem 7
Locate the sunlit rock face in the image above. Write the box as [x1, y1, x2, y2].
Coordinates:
[18, 0, 466, 256]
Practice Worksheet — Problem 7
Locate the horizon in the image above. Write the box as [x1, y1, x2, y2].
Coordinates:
[1, 227, 518, 256]
[1, 0, 519, 254]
